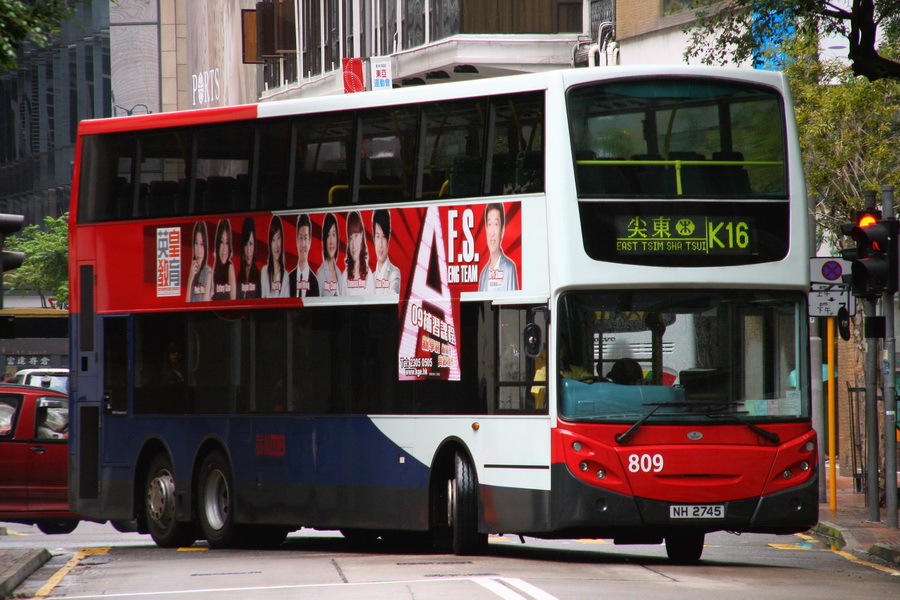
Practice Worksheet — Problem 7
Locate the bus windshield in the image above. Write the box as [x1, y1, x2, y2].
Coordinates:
[567, 77, 787, 199]
[556, 290, 808, 423]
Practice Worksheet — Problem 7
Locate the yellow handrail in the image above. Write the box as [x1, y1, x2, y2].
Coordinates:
[576, 159, 783, 196]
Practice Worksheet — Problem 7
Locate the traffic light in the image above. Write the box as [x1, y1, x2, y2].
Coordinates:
[0, 213, 24, 310]
[840, 209, 898, 296]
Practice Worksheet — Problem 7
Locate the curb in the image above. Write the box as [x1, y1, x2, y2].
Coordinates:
[0, 548, 51, 599]
[867, 543, 900, 566]
[811, 521, 853, 550]
[812, 521, 900, 568]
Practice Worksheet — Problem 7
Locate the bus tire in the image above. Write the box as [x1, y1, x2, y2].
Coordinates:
[145, 454, 197, 548]
[665, 531, 705, 563]
[449, 452, 487, 555]
[197, 450, 241, 549]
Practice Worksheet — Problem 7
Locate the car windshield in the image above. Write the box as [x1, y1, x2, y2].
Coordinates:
[556, 290, 808, 424]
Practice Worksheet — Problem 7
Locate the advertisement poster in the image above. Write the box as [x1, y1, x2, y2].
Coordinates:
[149, 200, 522, 379]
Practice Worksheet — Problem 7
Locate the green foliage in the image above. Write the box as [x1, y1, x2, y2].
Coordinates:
[4, 213, 69, 308]
[684, 0, 900, 81]
[782, 28, 900, 249]
[0, 0, 77, 71]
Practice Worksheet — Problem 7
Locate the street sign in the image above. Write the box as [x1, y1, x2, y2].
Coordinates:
[809, 283, 854, 317]
[810, 257, 851, 284]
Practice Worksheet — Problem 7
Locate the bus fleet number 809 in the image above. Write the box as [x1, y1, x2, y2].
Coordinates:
[627, 454, 664, 473]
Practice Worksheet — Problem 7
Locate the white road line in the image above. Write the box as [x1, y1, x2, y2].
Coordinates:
[502, 577, 561, 600]
[39, 576, 559, 600]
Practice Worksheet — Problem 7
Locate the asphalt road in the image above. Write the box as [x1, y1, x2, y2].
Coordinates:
[4, 521, 898, 599]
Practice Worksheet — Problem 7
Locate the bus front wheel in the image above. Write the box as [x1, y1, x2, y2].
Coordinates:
[665, 531, 705, 563]
[448, 452, 487, 555]
[197, 450, 240, 548]
[145, 454, 197, 548]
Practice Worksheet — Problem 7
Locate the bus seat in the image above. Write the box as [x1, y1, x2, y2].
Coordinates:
[232, 174, 250, 211]
[711, 151, 751, 195]
[515, 150, 543, 193]
[632, 154, 674, 195]
[449, 155, 482, 198]
[203, 176, 236, 213]
[292, 171, 326, 208]
[559, 379, 686, 418]
[490, 153, 516, 195]
[668, 151, 708, 196]
[147, 180, 179, 217]
[576, 157, 634, 195]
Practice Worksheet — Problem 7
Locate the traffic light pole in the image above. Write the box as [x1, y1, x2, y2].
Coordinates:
[859, 190, 882, 522]
[865, 295, 881, 522]
[881, 184, 897, 529]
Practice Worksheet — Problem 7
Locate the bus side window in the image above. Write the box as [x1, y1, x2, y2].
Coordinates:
[490, 93, 544, 195]
[422, 99, 486, 200]
[195, 123, 254, 214]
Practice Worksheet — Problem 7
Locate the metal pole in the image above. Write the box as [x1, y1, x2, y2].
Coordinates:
[827, 319, 837, 512]
[811, 333, 826, 500]
[882, 184, 897, 529]
[865, 295, 881, 522]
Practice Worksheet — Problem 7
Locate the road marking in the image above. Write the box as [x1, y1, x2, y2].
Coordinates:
[775, 533, 900, 576]
[176, 547, 207, 551]
[37, 576, 559, 600]
[576, 538, 612, 544]
[33, 547, 109, 598]
[831, 549, 900, 576]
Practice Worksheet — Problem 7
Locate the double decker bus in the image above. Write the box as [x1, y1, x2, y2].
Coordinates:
[69, 65, 816, 563]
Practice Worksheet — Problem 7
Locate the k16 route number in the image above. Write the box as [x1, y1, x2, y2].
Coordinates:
[627, 453, 664, 473]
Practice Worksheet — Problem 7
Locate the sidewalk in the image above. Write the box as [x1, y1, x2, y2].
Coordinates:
[812, 473, 900, 567]
[0, 534, 50, 599]
[1, 479, 898, 597]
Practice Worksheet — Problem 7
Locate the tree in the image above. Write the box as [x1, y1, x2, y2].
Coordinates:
[0, 0, 78, 71]
[4, 213, 69, 308]
[781, 29, 900, 248]
[684, 0, 900, 81]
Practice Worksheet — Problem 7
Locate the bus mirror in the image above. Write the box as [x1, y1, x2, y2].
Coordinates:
[524, 322, 542, 358]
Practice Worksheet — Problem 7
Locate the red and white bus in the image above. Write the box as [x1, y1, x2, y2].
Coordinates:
[69, 65, 816, 562]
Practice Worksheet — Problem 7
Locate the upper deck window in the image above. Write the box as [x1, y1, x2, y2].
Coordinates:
[567, 78, 787, 199]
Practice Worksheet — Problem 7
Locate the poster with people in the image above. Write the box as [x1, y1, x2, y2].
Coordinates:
[149, 201, 523, 380]
[154, 201, 522, 304]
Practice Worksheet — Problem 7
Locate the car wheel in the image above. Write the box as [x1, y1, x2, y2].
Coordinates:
[37, 519, 78, 535]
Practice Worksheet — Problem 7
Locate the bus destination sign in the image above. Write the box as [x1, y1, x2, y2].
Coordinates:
[615, 215, 756, 256]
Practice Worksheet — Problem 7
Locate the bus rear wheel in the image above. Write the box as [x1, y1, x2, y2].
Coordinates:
[197, 450, 240, 549]
[448, 452, 487, 555]
[665, 531, 705, 563]
[145, 454, 196, 548]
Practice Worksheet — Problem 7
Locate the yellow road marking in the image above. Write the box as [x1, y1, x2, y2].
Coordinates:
[33, 547, 109, 598]
[576, 539, 612, 544]
[832, 549, 900, 576]
[769, 543, 815, 551]
[177, 546, 208, 551]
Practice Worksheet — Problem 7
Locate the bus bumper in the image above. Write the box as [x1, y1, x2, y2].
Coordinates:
[549, 464, 818, 538]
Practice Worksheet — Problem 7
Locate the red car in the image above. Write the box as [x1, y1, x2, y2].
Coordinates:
[0, 383, 79, 534]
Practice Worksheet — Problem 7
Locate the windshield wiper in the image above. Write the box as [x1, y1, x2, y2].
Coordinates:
[706, 413, 781, 444]
[615, 402, 692, 444]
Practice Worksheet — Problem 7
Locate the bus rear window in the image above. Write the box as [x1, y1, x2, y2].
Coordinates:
[567, 78, 787, 199]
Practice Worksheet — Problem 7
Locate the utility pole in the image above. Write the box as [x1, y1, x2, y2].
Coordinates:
[882, 184, 898, 529]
